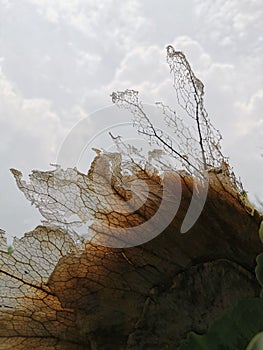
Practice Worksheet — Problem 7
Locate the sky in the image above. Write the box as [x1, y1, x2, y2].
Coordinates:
[0, 0, 262, 243]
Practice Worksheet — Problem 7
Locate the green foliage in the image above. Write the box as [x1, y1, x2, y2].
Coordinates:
[7, 245, 14, 255]
[256, 222, 263, 297]
[178, 298, 263, 350]
[256, 253, 263, 297]
[246, 332, 263, 350]
[259, 221, 263, 244]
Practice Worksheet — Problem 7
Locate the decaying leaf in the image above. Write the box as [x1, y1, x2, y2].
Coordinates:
[1, 46, 262, 349]
[1, 167, 262, 349]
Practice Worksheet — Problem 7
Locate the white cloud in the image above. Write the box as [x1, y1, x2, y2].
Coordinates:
[235, 90, 263, 135]
[26, 0, 147, 48]
[104, 37, 213, 105]
[0, 73, 66, 240]
[0, 73, 63, 160]
[0, 0, 150, 115]
[194, 0, 263, 56]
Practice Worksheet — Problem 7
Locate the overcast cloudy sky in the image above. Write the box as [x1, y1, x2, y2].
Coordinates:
[0, 0, 262, 242]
